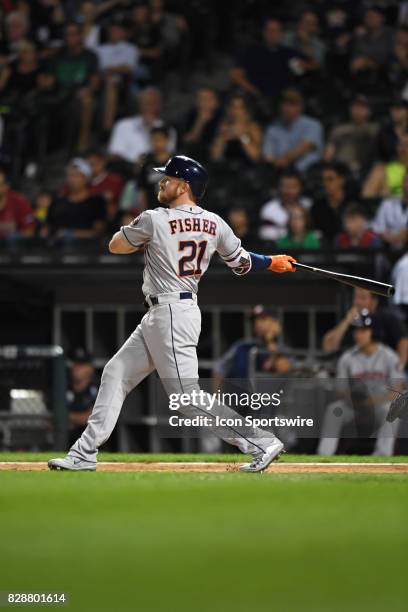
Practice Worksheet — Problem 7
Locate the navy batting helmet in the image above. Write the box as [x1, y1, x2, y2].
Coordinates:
[153, 155, 208, 200]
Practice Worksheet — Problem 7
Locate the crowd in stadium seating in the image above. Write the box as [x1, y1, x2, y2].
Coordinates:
[1, 2, 408, 292]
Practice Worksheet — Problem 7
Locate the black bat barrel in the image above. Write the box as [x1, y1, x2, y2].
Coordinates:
[293, 262, 395, 298]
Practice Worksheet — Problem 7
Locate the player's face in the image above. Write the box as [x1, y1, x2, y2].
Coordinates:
[158, 176, 188, 204]
[353, 327, 373, 349]
[254, 316, 281, 341]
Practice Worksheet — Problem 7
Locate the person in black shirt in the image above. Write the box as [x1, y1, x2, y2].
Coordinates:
[0, 40, 52, 174]
[230, 18, 302, 105]
[311, 163, 353, 244]
[129, 1, 162, 81]
[45, 158, 106, 239]
[378, 98, 408, 163]
[182, 87, 221, 162]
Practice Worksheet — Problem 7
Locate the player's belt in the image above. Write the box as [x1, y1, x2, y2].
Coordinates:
[144, 292, 194, 308]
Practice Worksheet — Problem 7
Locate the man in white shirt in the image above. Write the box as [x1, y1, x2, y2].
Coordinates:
[259, 170, 312, 242]
[108, 87, 176, 164]
[97, 22, 140, 132]
[372, 172, 408, 250]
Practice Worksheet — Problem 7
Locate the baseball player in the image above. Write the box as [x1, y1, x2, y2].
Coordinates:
[318, 309, 405, 456]
[49, 156, 296, 473]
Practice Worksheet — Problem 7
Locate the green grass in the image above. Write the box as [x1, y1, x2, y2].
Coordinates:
[0, 468, 407, 611]
[0, 451, 407, 462]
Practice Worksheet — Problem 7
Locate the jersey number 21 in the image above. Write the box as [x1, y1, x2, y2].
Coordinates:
[178, 240, 207, 277]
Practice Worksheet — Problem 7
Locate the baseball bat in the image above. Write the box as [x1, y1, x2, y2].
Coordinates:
[293, 262, 395, 298]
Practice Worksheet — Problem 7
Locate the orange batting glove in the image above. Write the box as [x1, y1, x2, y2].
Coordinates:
[268, 255, 297, 273]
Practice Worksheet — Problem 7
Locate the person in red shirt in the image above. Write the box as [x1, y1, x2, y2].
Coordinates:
[335, 204, 381, 249]
[86, 149, 123, 223]
[0, 168, 35, 237]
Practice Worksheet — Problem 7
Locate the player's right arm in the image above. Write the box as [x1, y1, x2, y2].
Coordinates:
[109, 211, 153, 254]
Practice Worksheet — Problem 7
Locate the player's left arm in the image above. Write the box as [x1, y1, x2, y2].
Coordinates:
[216, 217, 296, 275]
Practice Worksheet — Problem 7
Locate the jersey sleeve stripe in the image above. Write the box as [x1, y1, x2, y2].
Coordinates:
[121, 226, 138, 247]
[223, 248, 243, 263]
[220, 242, 241, 261]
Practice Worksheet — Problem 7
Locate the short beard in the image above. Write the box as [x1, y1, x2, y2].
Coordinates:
[158, 190, 169, 205]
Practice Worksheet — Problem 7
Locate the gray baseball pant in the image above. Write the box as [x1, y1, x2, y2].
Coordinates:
[70, 299, 277, 462]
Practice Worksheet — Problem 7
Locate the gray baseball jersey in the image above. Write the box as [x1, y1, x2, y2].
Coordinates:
[69, 203, 277, 464]
[120, 204, 252, 296]
[337, 343, 404, 393]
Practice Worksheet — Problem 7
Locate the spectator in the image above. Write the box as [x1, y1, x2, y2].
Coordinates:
[79, 1, 102, 51]
[322, 287, 408, 368]
[230, 18, 303, 103]
[182, 87, 221, 160]
[47, 22, 100, 152]
[0, 167, 35, 237]
[226, 206, 258, 249]
[335, 204, 381, 249]
[285, 10, 326, 70]
[262, 89, 323, 172]
[45, 158, 106, 239]
[0, 41, 51, 173]
[0, 40, 42, 97]
[351, 7, 394, 78]
[363, 134, 408, 197]
[129, 1, 162, 81]
[97, 21, 139, 132]
[311, 163, 352, 243]
[210, 94, 262, 163]
[108, 86, 176, 164]
[87, 149, 124, 223]
[138, 125, 172, 210]
[1, 11, 31, 59]
[371, 171, 408, 250]
[324, 95, 379, 177]
[78, 1, 126, 51]
[149, 0, 189, 76]
[377, 98, 408, 162]
[259, 171, 312, 242]
[33, 189, 53, 235]
[318, 310, 404, 456]
[67, 347, 98, 446]
[213, 305, 291, 386]
[276, 205, 321, 249]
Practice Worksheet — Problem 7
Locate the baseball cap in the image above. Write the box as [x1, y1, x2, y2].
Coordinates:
[68, 157, 92, 178]
[251, 305, 278, 319]
[70, 347, 93, 364]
